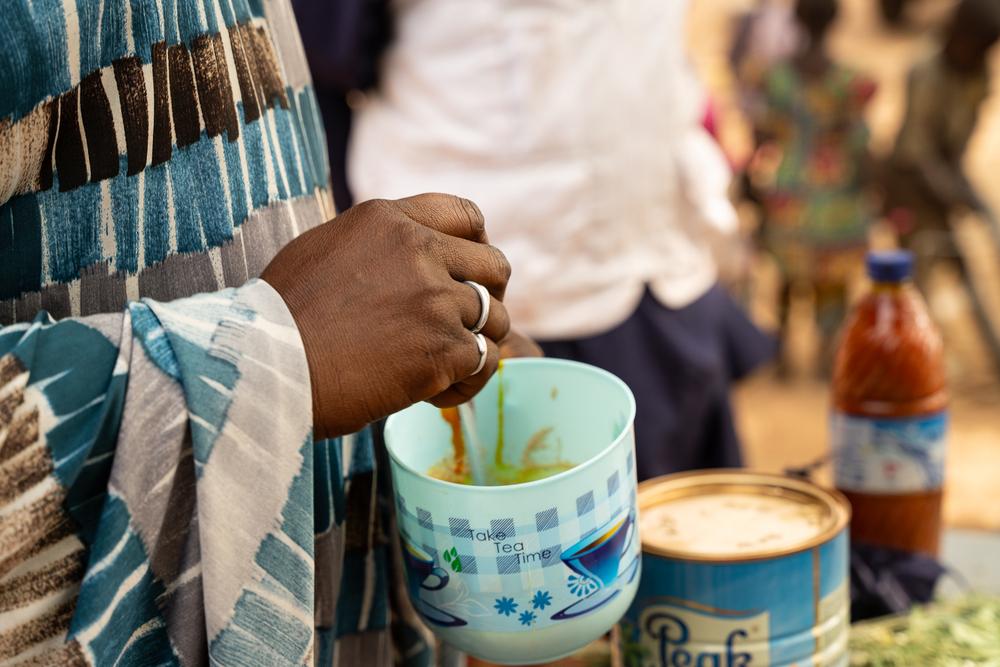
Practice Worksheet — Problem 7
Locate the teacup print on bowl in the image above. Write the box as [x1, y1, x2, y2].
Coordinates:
[401, 536, 468, 627]
[552, 507, 639, 620]
[384, 359, 640, 665]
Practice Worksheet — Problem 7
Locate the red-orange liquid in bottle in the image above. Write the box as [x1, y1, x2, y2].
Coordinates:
[831, 251, 947, 555]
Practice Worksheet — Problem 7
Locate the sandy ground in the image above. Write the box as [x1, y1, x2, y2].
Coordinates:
[688, 0, 1000, 531]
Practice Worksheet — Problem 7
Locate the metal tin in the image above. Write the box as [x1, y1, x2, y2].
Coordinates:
[618, 471, 851, 667]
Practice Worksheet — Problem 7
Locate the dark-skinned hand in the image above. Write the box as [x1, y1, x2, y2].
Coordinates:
[499, 330, 543, 359]
[262, 194, 511, 439]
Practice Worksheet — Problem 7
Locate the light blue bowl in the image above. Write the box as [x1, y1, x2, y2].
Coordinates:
[385, 358, 640, 664]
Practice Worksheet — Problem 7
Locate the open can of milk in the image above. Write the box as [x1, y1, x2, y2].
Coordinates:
[618, 471, 851, 667]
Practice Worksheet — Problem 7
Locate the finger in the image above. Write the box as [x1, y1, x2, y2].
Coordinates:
[394, 193, 488, 243]
[427, 337, 501, 408]
[456, 282, 511, 343]
[499, 330, 543, 359]
[435, 234, 511, 300]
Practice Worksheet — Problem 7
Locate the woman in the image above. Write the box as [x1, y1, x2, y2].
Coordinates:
[0, 0, 513, 661]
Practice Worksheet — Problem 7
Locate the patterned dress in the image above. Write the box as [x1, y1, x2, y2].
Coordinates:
[754, 62, 874, 286]
[0, 0, 437, 665]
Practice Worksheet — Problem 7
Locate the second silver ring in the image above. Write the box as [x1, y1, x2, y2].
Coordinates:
[471, 333, 488, 376]
[464, 280, 491, 334]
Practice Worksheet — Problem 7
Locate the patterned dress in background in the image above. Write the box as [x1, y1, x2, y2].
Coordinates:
[751, 62, 875, 355]
[0, 0, 438, 664]
[754, 62, 874, 285]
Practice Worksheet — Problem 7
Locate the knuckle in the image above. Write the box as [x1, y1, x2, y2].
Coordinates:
[455, 197, 486, 237]
[490, 246, 512, 282]
[348, 198, 393, 234]
[354, 197, 389, 219]
[426, 320, 466, 364]
[427, 293, 456, 329]
[393, 217, 430, 253]
[458, 197, 486, 235]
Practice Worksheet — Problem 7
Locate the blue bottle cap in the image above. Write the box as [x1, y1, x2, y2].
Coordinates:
[866, 250, 913, 283]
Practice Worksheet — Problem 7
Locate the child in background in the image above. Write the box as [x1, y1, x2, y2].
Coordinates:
[882, 0, 1000, 289]
[880, 0, 1000, 369]
[730, 0, 800, 125]
[750, 0, 875, 377]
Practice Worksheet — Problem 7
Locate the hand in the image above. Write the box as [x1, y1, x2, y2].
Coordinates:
[499, 330, 543, 359]
[262, 194, 512, 439]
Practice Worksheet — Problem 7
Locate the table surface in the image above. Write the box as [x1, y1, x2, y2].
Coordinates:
[939, 528, 1000, 597]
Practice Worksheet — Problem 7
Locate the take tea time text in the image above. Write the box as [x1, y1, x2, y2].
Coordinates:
[464, 526, 552, 564]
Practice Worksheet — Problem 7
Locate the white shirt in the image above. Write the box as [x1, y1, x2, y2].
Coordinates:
[349, 0, 737, 339]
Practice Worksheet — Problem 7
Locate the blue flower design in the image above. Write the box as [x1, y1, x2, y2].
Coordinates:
[567, 574, 599, 598]
[519, 610, 537, 626]
[531, 590, 552, 610]
[494, 596, 518, 616]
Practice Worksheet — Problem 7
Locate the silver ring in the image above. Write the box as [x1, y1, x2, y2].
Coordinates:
[463, 280, 490, 334]
[471, 333, 488, 376]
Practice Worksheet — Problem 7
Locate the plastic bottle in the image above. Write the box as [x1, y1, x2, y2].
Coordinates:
[831, 250, 948, 555]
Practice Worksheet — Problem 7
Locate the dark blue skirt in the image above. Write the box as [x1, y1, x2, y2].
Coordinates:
[539, 284, 776, 481]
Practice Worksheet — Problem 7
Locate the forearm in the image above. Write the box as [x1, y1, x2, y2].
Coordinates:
[0, 279, 315, 664]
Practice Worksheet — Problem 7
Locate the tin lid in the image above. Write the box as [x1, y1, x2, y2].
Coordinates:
[637, 470, 851, 563]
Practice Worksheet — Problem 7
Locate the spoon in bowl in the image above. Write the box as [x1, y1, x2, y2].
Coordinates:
[457, 403, 489, 486]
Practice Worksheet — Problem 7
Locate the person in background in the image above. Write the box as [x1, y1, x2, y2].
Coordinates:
[298, 0, 774, 483]
[728, 0, 800, 289]
[290, 0, 392, 212]
[0, 0, 515, 664]
[749, 0, 875, 377]
[879, 0, 913, 27]
[881, 0, 1000, 369]
[882, 0, 1000, 290]
[730, 0, 801, 126]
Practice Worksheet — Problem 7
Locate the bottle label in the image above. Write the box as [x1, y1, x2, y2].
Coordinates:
[831, 411, 948, 492]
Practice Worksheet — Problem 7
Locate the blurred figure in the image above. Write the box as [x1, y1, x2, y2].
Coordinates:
[881, 0, 1000, 369]
[298, 0, 774, 481]
[882, 0, 1000, 289]
[730, 0, 800, 124]
[291, 0, 392, 212]
[880, 0, 913, 27]
[749, 0, 875, 376]
[728, 0, 799, 263]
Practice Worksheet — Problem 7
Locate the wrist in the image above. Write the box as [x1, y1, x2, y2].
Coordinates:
[260, 276, 329, 439]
